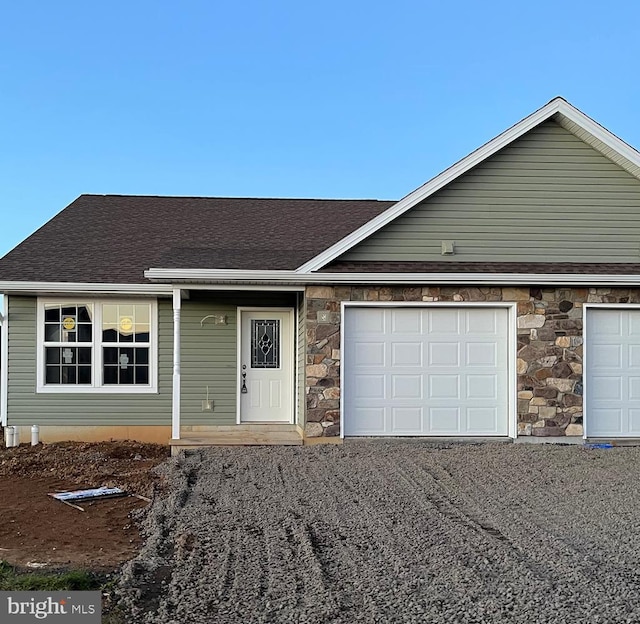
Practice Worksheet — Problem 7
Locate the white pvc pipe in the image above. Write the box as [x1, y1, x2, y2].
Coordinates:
[12, 426, 19, 447]
[31, 425, 39, 446]
[4, 426, 14, 448]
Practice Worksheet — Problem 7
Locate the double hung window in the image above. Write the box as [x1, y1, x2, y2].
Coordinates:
[38, 299, 157, 393]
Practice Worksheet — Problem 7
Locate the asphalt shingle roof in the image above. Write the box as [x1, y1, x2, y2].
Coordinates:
[0, 195, 394, 283]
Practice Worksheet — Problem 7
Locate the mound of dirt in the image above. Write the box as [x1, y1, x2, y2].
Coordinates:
[0, 441, 170, 570]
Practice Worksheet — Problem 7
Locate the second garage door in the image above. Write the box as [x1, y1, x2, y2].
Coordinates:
[343, 306, 510, 436]
[586, 308, 640, 437]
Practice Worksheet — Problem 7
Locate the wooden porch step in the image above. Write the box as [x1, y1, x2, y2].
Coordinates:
[170, 429, 303, 452]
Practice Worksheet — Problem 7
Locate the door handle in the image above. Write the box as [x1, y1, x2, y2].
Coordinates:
[241, 365, 248, 394]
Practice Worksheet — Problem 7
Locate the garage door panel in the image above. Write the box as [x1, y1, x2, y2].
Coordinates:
[392, 309, 422, 333]
[629, 410, 640, 434]
[350, 407, 385, 434]
[590, 376, 622, 400]
[467, 407, 499, 433]
[392, 375, 423, 399]
[590, 344, 622, 368]
[392, 342, 423, 366]
[466, 309, 499, 334]
[467, 375, 497, 399]
[429, 309, 459, 334]
[589, 408, 623, 435]
[629, 377, 640, 399]
[354, 375, 386, 399]
[629, 345, 640, 367]
[429, 375, 460, 399]
[354, 342, 385, 366]
[392, 407, 423, 433]
[429, 342, 460, 366]
[466, 342, 497, 366]
[345, 307, 509, 437]
[429, 407, 461, 432]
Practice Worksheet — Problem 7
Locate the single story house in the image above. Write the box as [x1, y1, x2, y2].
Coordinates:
[2, 96, 640, 447]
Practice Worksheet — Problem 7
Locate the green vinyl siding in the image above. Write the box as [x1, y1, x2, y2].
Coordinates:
[6, 293, 301, 428]
[340, 120, 640, 263]
[7, 296, 172, 426]
[180, 291, 298, 426]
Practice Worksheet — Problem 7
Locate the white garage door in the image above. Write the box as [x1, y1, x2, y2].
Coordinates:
[343, 306, 510, 436]
[586, 308, 640, 437]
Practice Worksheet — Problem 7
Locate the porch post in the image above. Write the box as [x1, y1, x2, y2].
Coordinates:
[172, 288, 181, 440]
[0, 295, 8, 427]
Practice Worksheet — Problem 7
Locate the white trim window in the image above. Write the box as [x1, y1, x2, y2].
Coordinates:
[37, 299, 158, 393]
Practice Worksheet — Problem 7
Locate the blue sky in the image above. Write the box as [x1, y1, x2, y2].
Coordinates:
[1, 0, 640, 257]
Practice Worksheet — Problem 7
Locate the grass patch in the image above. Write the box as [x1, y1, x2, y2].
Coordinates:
[0, 560, 100, 591]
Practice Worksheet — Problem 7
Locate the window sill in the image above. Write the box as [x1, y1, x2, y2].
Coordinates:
[36, 386, 159, 395]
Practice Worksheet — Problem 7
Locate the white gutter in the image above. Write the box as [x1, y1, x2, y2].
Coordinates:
[145, 268, 640, 287]
[0, 281, 173, 295]
[1, 295, 8, 427]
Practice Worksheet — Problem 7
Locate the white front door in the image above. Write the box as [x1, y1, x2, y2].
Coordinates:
[239, 309, 293, 423]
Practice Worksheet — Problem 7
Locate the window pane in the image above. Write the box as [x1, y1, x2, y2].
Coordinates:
[103, 366, 118, 385]
[135, 305, 150, 324]
[119, 366, 134, 385]
[78, 324, 92, 342]
[46, 366, 60, 384]
[119, 348, 134, 367]
[78, 366, 92, 384]
[103, 305, 118, 326]
[120, 330, 134, 343]
[135, 366, 149, 385]
[62, 306, 76, 317]
[64, 331, 77, 343]
[62, 366, 77, 384]
[103, 327, 118, 342]
[44, 307, 60, 322]
[119, 305, 134, 319]
[45, 325, 60, 342]
[78, 347, 92, 364]
[61, 347, 76, 364]
[77, 306, 92, 323]
[134, 328, 150, 343]
[103, 347, 118, 365]
[46, 348, 60, 364]
[251, 319, 280, 369]
[135, 348, 148, 365]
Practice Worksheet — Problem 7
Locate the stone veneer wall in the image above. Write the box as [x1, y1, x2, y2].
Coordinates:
[305, 285, 640, 438]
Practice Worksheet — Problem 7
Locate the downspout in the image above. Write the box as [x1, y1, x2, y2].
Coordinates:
[171, 289, 181, 440]
[1, 294, 8, 427]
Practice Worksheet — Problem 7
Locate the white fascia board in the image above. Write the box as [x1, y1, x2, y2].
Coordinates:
[297, 98, 640, 273]
[0, 281, 173, 296]
[145, 268, 640, 287]
[555, 101, 640, 168]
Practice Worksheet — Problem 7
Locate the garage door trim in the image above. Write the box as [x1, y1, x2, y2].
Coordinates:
[340, 301, 517, 439]
[584, 303, 640, 439]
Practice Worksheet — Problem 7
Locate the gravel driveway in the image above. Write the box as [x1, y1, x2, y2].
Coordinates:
[117, 441, 640, 623]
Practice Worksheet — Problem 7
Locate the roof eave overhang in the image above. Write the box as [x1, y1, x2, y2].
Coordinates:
[0, 281, 174, 296]
[144, 268, 640, 287]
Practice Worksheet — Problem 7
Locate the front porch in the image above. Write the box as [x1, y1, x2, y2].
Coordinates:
[169, 288, 308, 449]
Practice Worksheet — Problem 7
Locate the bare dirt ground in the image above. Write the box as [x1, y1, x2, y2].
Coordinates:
[117, 441, 640, 624]
[0, 441, 170, 570]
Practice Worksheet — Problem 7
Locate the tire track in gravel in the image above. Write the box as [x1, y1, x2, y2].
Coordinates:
[117, 442, 640, 624]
